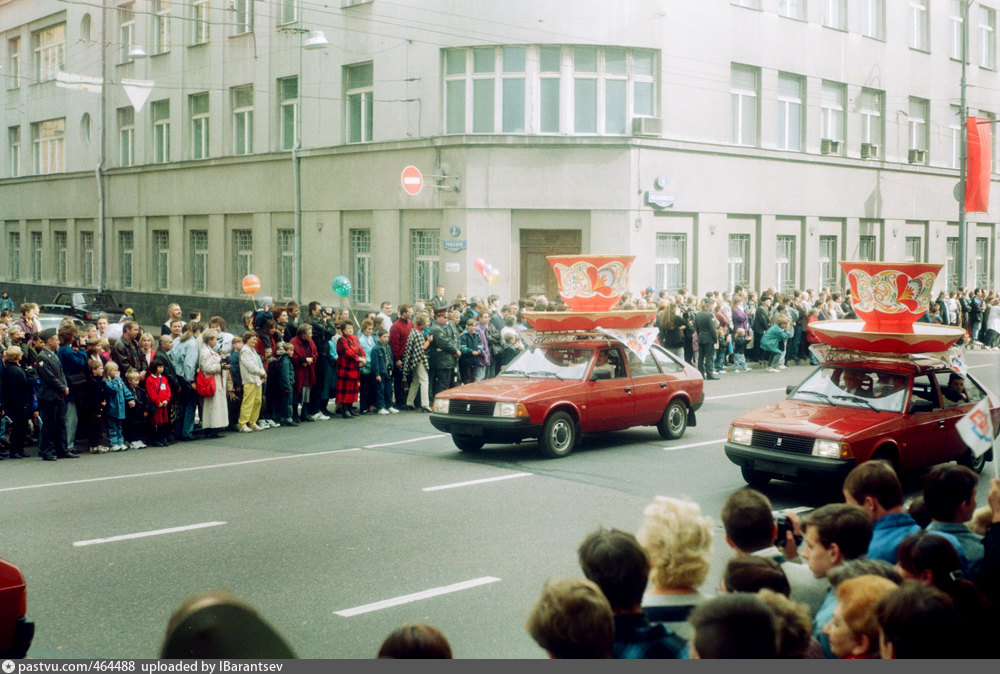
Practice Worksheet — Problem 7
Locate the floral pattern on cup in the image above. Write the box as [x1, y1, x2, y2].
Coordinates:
[847, 268, 936, 315]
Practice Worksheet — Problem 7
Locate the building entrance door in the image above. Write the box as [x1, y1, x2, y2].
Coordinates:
[519, 229, 581, 302]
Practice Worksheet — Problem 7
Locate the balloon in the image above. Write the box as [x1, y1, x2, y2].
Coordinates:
[482, 263, 493, 281]
[242, 274, 261, 296]
[332, 275, 352, 298]
[487, 268, 500, 286]
[473, 258, 487, 275]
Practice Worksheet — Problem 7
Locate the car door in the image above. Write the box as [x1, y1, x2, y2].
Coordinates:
[933, 369, 982, 463]
[627, 348, 666, 424]
[585, 347, 635, 432]
[899, 373, 955, 470]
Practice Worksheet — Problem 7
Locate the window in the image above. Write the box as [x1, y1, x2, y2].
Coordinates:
[119, 3, 135, 62]
[444, 45, 654, 136]
[910, 0, 929, 51]
[30, 231, 42, 282]
[732, 0, 761, 8]
[350, 229, 372, 305]
[981, 110, 997, 173]
[232, 85, 253, 155]
[820, 80, 845, 142]
[410, 230, 440, 301]
[187, 230, 208, 292]
[952, 0, 968, 61]
[280, 0, 298, 25]
[190, 92, 209, 159]
[908, 97, 929, 154]
[152, 99, 170, 163]
[32, 23, 64, 82]
[859, 234, 877, 261]
[823, 0, 847, 29]
[862, 0, 885, 39]
[775, 235, 796, 293]
[118, 230, 133, 288]
[278, 76, 298, 150]
[192, 0, 209, 45]
[277, 229, 294, 299]
[779, 0, 806, 20]
[8, 232, 20, 280]
[233, 230, 253, 291]
[8, 37, 21, 88]
[8, 126, 20, 177]
[153, 230, 170, 290]
[859, 88, 883, 148]
[980, 5, 996, 69]
[905, 236, 923, 262]
[233, 0, 254, 35]
[950, 105, 962, 168]
[32, 118, 65, 174]
[728, 234, 750, 292]
[777, 73, 803, 151]
[655, 233, 687, 294]
[946, 236, 960, 288]
[345, 63, 373, 143]
[54, 231, 67, 284]
[819, 236, 839, 289]
[977, 236, 991, 287]
[153, 0, 171, 55]
[80, 231, 94, 286]
[731, 64, 759, 146]
[119, 106, 134, 166]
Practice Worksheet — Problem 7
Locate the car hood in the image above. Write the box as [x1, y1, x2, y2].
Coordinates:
[733, 399, 895, 439]
[444, 376, 583, 401]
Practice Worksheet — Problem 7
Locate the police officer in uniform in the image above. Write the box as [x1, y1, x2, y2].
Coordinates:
[35, 328, 78, 460]
[428, 307, 460, 400]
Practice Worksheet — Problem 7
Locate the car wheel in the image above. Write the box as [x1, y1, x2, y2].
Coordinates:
[870, 447, 900, 476]
[658, 399, 688, 440]
[452, 434, 484, 452]
[957, 448, 988, 474]
[741, 465, 771, 489]
[539, 411, 576, 459]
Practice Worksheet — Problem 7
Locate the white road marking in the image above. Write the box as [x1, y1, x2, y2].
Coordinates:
[335, 576, 501, 617]
[74, 521, 226, 547]
[706, 387, 787, 401]
[663, 438, 727, 451]
[423, 472, 533, 492]
[365, 434, 445, 448]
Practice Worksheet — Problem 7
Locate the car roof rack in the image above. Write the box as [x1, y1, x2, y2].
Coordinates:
[526, 330, 619, 344]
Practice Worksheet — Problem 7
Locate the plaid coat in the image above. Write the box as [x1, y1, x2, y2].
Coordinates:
[334, 334, 363, 404]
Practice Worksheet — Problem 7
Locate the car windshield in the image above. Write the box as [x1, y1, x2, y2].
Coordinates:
[501, 346, 593, 380]
[790, 365, 908, 413]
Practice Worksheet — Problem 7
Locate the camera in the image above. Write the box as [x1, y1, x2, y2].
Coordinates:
[774, 513, 803, 547]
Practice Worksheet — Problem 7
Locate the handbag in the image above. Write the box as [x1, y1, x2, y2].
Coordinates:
[66, 370, 88, 388]
[195, 370, 216, 397]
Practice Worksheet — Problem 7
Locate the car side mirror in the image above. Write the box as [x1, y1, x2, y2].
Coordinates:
[591, 369, 612, 381]
[786, 385, 796, 395]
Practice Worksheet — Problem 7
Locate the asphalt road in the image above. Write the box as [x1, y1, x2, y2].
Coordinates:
[4, 351, 999, 659]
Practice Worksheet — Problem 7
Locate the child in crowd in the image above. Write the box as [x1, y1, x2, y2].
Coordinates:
[97, 339, 112, 364]
[239, 331, 267, 432]
[102, 361, 135, 452]
[124, 368, 148, 449]
[276, 341, 296, 426]
[459, 318, 483, 384]
[732, 328, 751, 372]
[226, 335, 244, 431]
[501, 332, 521, 368]
[145, 360, 172, 446]
[371, 329, 398, 415]
[80, 358, 109, 454]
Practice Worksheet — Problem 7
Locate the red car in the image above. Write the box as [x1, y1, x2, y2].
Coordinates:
[429, 335, 704, 458]
[725, 353, 1000, 488]
[0, 557, 33, 659]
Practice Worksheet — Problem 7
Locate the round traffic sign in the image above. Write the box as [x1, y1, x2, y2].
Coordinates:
[401, 165, 423, 196]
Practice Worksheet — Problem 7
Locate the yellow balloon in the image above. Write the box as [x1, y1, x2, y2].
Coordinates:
[487, 268, 501, 286]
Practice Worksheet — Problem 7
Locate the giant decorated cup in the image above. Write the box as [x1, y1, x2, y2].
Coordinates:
[840, 260, 941, 332]
[547, 254, 635, 312]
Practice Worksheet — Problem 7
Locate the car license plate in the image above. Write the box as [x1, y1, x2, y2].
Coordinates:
[755, 459, 796, 477]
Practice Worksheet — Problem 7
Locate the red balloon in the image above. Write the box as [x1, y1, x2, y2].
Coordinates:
[473, 258, 487, 275]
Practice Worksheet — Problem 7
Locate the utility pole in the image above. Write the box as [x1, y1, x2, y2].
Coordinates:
[958, 0, 970, 290]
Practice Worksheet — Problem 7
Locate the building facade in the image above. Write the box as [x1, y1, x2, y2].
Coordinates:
[2, 0, 999, 319]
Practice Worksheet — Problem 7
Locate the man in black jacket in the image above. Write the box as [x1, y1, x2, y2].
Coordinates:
[751, 296, 773, 365]
[35, 328, 77, 460]
[427, 308, 460, 400]
[694, 299, 719, 380]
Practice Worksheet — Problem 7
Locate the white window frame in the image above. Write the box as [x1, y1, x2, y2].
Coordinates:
[80, 231, 94, 286]
[952, 0, 968, 61]
[118, 230, 133, 289]
[232, 229, 253, 291]
[732, 0, 762, 8]
[976, 236, 991, 287]
[862, 0, 886, 40]
[54, 230, 67, 285]
[31, 118, 65, 174]
[908, 97, 929, 153]
[119, 106, 134, 166]
[655, 233, 687, 295]
[233, 0, 254, 36]
[119, 2, 135, 63]
[777, 73, 804, 151]
[153, 230, 170, 290]
[8, 36, 21, 89]
[980, 5, 996, 69]
[980, 110, 997, 173]
[905, 236, 923, 262]
[32, 23, 64, 82]
[821, 80, 845, 142]
[859, 234, 878, 261]
[30, 231, 42, 282]
[345, 63, 373, 143]
[7, 232, 20, 280]
[823, 0, 847, 30]
[232, 85, 253, 155]
[152, 99, 170, 163]
[819, 236, 839, 289]
[153, 0, 171, 55]
[775, 235, 797, 293]
[279, 76, 298, 150]
[410, 230, 440, 301]
[945, 236, 960, 288]
[280, 0, 298, 25]
[778, 0, 806, 21]
[190, 92, 209, 159]
[8, 126, 20, 177]
[908, 0, 930, 51]
[190, 230, 208, 293]
[950, 105, 963, 169]
[277, 229, 295, 299]
[727, 234, 751, 292]
[350, 229, 372, 305]
[859, 88, 883, 147]
[502, 46, 528, 134]
[731, 63, 759, 147]
[192, 0, 209, 45]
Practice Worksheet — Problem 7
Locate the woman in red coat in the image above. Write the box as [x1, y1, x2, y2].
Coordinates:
[145, 360, 172, 446]
[335, 321, 366, 418]
[290, 323, 318, 422]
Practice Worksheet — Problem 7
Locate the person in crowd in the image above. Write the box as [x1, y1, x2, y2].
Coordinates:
[687, 594, 778, 659]
[636, 496, 714, 640]
[656, 301, 685, 361]
[35, 328, 76, 461]
[13, 303, 42, 340]
[721, 557, 790, 596]
[358, 319, 377, 414]
[138, 332, 156, 369]
[290, 323, 318, 423]
[123, 367, 147, 450]
[238, 331, 267, 432]
[1, 346, 33, 459]
[821, 574, 897, 659]
[371, 329, 397, 414]
[170, 321, 202, 442]
[842, 460, 923, 565]
[198, 329, 228, 439]
[923, 464, 985, 578]
[0, 290, 15, 314]
[335, 321, 365, 418]
[389, 304, 414, 408]
[755, 589, 821, 659]
[111, 321, 147, 380]
[254, 319, 282, 429]
[145, 358, 172, 447]
[459, 318, 484, 384]
[941, 373, 971, 404]
[306, 302, 334, 421]
[693, 299, 719, 380]
[401, 313, 432, 413]
[731, 327, 750, 372]
[226, 335, 244, 430]
[577, 527, 686, 659]
[57, 324, 88, 454]
[525, 578, 614, 659]
[161, 303, 183, 336]
[101, 361, 135, 452]
[760, 316, 793, 373]
[274, 341, 296, 426]
[209, 316, 234, 356]
[377, 624, 452, 659]
[427, 308, 460, 400]
[474, 309, 496, 381]
[874, 583, 963, 658]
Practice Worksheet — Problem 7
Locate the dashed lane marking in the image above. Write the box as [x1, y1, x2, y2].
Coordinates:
[74, 521, 226, 547]
[335, 576, 502, 617]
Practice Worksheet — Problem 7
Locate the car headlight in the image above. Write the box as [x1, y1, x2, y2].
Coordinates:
[432, 398, 450, 414]
[813, 439, 851, 459]
[730, 426, 753, 446]
[494, 402, 528, 417]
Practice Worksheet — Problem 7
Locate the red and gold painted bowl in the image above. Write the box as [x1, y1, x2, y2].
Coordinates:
[522, 310, 654, 332]
[548, 254, 636, 312]
[809, 320, 964, 354]
[840, 260, 941, 333]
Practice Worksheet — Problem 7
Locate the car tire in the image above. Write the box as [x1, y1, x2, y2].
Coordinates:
[658, 399, 688, 440]
[957, 448, 988, 474]
[452, 434, 484, 452]
[871, 447, 900, 476]
[539, 411, 576, 459]
[741, 465, 771, 489]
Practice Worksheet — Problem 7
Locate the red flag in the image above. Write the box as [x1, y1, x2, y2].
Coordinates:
[966, 116, 991, 213]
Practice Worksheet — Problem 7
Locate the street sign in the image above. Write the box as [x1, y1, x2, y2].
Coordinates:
[401, 165, 423, 195]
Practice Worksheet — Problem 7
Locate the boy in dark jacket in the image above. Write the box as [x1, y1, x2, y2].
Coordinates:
[276, 342, 296, 425]
[78, 359, 109, 453]
[371, 329, 397, 414]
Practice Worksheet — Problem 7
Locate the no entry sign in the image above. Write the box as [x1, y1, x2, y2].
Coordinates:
[401, 165, 423, 195]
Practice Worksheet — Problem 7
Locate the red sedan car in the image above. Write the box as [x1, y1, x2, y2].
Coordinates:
[429, 335, 704, 458]
[0, 556, 33, 659]
[725, 353, 999, 488]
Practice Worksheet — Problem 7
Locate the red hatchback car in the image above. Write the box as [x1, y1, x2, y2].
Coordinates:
[429, 335, 704, 458]
[725, 353, 999, 488]
[0, 556, 33, 659]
